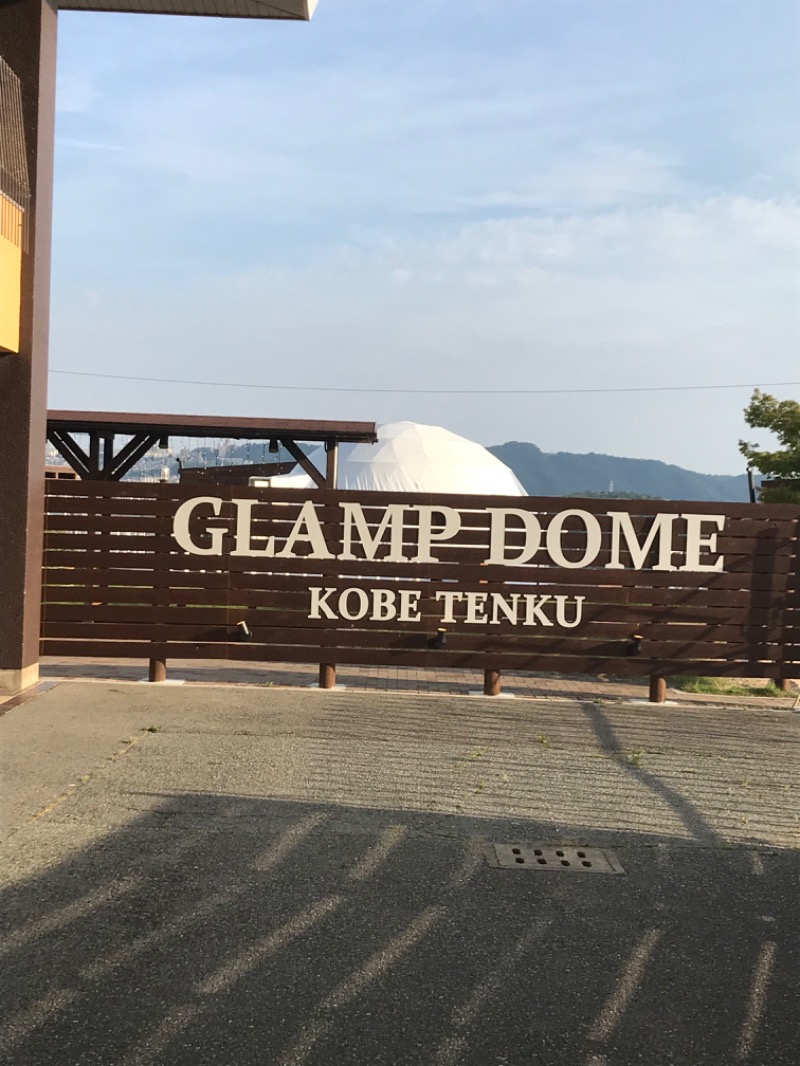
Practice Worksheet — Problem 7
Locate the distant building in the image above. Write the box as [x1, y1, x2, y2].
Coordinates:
[45, 466, 79, 480]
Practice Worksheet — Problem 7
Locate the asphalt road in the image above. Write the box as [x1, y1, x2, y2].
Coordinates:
[1, 682, 799, 1066]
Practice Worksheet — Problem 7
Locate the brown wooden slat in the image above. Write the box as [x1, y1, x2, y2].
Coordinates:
[44, 496, 195, 516]
[43, 479, 800, 519]
[40, 533, 797, 575]
[41, 583, 796, 621]
[41, 548, 794, 585]
[45, 532, 175, 552]
[41, 601, 796, 634]
[41, 569, 794, 612]
[38, 618, 794, 660]
[39, 639, 798, 678]
[43, 566, 233, 590]
[41, 508, 800, 549]
[43, 500, 794, 543]
[40, 575, 791, 611]
[43, 500, 797, 556]
[49, 579, 790, 617]
[41, 499, 800, 555]
[44, 605, 236, 625]
[39, 599, 797, 636]
[39, 603, 793, 643]
[43, 586, 234, 608]
[45, 514, 164, 534]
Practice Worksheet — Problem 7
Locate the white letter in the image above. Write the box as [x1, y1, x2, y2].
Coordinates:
[605, 512, 676, 571]
[546, 510, 602, 568]
[309, 587, 337, 620]
[434, 590, 463, 623]
[398, 590, 422, 621]
[370, 588, 397, 621]
[523, 595, 554, 626]
[486, 509, 543, 565]
[172, 497, 225, 556]
[464, 592, 488, 624]
[555, 595, 584, 628]
[414, 506, 461, 563]
[230, 499, 276, 557]
[277, 500, 333, 559]
[340, 503, 407, 563]
[679, 514, 725, 572]
[489, 593, 520, 625]
[339, 588, 370, 621]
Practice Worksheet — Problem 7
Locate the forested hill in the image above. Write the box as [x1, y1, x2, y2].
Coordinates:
[488, 441, 750, 502]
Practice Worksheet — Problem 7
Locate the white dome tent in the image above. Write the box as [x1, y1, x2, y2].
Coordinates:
[260, 421, 526, 496]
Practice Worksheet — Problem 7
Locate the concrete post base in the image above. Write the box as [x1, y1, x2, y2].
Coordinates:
[0, 663, 40, 697]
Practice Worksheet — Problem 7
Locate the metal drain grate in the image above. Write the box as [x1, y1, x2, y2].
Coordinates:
[487, 843, 624, 874]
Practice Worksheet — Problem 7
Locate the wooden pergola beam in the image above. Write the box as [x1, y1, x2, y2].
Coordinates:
[47, 428, 92, 480]
[104, 433, 161, 481]
[45, 411, 373, 484]
[47, 428, 162, 480]
[279, 438, 327, 488]
[48, 421, 358, 485]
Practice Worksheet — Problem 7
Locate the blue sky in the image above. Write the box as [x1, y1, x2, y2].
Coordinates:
[50, 0, 798, 474]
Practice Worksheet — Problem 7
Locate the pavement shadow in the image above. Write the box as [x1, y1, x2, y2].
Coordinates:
[578, 701, 723, 845]
[1, 792, 798, 1066]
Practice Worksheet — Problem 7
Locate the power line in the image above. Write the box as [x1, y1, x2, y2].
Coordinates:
[48, 368, 800, 397]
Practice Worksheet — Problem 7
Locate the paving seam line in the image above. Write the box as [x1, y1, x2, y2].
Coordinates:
[2, 733, 149, 840]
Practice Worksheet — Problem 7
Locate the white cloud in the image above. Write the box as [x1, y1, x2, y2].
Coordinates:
[455, 146, 683, 212]
[51, 195, 799, 474]
[319, 195, 799, 291]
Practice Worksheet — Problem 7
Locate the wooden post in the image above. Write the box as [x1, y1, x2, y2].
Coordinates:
[88, 432, 101, 479]
[649, 675, 667, 704]
[325, 439, 339, 489]
[320, 441, 339, 692]
[148, 658, 167, 683]
[319, 663, 336, 689]
[778, 678, 791, 693]
[484, 669, 501, 697]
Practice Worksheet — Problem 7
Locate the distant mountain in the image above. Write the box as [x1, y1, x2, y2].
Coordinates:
[120, 437, 751, 501]
[488, 441, 751, 503]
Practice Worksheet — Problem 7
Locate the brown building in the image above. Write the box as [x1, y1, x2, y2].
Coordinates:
[0, 0, 319, 695]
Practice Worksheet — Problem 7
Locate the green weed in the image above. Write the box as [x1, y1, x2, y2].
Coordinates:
[670, 677, 793, 698]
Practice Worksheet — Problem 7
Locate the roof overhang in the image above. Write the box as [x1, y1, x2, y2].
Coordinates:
[47, 409, 376, 484]
[57, 0, 317, 19]
[47, 410, 377, 445]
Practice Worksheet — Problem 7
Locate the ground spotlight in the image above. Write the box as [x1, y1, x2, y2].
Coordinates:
[626, 633, 643, 657]
[430, 627, 447, 649]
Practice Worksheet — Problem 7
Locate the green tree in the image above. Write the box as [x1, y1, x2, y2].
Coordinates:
[739, 390, 800, 503]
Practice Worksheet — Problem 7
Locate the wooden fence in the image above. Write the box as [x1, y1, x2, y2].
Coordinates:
[41, 481, 800, 690]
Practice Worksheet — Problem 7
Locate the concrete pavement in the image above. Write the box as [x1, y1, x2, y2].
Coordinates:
[1, 681, 799, 1065]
